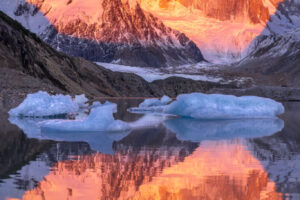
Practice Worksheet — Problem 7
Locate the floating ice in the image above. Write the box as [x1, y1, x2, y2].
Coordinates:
[9, 91, 79, 117]
[40, 103, 130, 132]
[139, 96, 171, 108]
[90, 101, 102, 109]
[74, 94, 88, 108]
[164, 118, 284, 142]
[129, 93, 285, 119]
[129, 96, 172, 113]
[166, 93, 285, 119]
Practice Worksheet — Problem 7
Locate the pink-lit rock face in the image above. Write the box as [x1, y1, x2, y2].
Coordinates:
[20, 0, 204, 67]
[15, 140, 282, 200]
[24, 0, 283, 62]
[138, 0, 284, 62]
[25, 0, 189, 46]
[143, 0, 277, 23]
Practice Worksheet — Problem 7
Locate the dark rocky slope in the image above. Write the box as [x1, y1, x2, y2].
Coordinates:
[0, 11, 233, 111]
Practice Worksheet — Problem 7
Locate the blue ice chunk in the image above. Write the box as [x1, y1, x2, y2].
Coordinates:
[9, 91, 79, 117]
[40, 103, 130, 132]
[165, 93, 284, 119]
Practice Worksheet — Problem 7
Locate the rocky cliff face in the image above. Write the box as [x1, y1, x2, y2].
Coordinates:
[0, 0, 204, 67]
[236, 0, 300, 86]
[136, 0, 284, 62]
[150, 0, 277, 23]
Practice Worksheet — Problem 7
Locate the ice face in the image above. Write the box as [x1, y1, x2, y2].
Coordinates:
[166, 93, 285, 119]
[40, 103, 130, 133]
[9, 91, 79, 117]
[130, 93, 285, 119]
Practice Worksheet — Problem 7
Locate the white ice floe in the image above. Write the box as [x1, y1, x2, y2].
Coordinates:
[9, 91, 80, 117]
[40, 103, 130, 132]
[130, 93, 285, 119]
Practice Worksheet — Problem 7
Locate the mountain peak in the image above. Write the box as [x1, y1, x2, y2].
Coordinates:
[0, 0, 204, 67]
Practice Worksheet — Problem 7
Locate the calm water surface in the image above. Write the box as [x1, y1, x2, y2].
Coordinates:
[0, 100, 300, 200]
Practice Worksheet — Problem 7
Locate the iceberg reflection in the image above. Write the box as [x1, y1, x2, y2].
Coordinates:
[164, 118, 284, 142]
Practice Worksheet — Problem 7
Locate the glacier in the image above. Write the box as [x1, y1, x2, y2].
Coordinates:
[40, 103, 130, 133]
[9, 91, 80, 117]
[130, 93, 285, 119]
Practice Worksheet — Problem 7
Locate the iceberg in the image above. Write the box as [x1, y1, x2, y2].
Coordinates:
[164, 118, 284, 142]
[130, 93, 284, 119]
[166, 93, 285, 119]
[9, 91, 79, 117]
[40, 103, 130, 133]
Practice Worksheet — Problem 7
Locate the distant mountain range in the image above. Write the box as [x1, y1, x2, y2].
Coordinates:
[0, 0, 204, 67]
[0, 0, 299, 66]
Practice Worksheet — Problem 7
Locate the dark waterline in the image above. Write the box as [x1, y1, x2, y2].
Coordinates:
[0, 101, 299, 200]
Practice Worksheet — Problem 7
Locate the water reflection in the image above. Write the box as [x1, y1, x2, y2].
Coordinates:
[3, 101, 300, 200]
[131, 140, 283, 200]
[164, 118, 284, 142]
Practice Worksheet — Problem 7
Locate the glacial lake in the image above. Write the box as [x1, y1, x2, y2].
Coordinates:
[0, 100, 300, 200]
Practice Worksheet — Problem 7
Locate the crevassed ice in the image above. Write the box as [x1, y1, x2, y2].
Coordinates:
[40, 103, 130, 132]
[9, 91, 79, 117]
[130, 93, 285, 119]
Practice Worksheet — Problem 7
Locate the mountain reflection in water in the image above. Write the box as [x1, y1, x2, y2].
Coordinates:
[2, 101, 300, 200]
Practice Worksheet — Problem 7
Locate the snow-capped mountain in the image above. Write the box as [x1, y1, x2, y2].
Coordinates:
[0, 0, 204, 68]
[236, 0, 300, 86]
[1, 0, 299, 66]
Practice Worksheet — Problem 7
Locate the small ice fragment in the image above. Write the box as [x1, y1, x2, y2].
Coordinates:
[74, 94, 88, 108]
[160, 95, 172, 105]
[139, 95, 172, 108]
